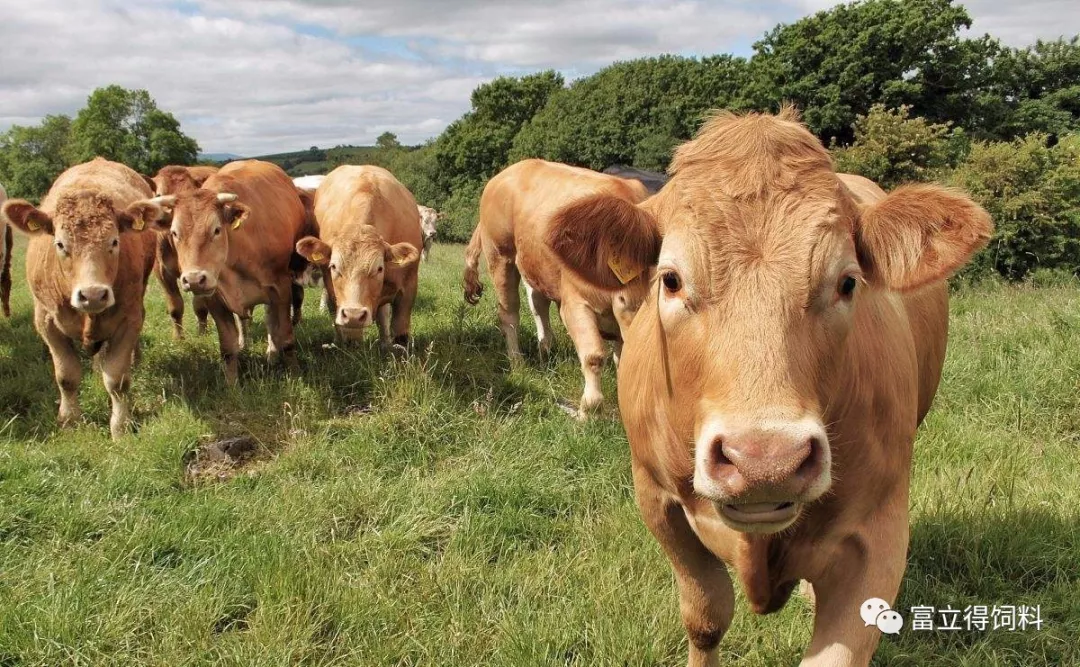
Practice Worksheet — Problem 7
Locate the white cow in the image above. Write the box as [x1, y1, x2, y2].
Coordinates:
[293, 174, 326, 193]
[417, 204, 439, 261]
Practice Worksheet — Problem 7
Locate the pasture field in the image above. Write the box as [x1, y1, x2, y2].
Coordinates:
[0, 240, 1078, 666]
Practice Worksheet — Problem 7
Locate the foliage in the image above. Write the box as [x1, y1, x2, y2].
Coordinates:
[376, 132, 401, 151]
[512, 55, 748, 172]
[950, 133, 1080, 280]
[0, 115, 72, 202]
[68, 85, 199, 174]
[831, 104, 963, 189]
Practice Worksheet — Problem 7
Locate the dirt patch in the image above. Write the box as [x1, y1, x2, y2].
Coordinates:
[182, 435, 265, 485]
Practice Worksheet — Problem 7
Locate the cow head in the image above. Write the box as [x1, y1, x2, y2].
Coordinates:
[418, 206, 439, 242]
[141, 190, 249, 296]
[152, 165, 200, 196]
[547, 110, 991, 534]
[295, 229, 419, 335]
[2, 192, 163, 313]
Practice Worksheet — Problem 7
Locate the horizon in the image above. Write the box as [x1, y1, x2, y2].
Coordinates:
[2, 0, 1078, 156]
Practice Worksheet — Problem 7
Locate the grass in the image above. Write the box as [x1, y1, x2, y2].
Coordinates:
[0, 239, 1078, 666]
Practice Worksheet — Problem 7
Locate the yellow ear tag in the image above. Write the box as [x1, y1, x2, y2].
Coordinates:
[608, 255, 642, 284]
[132, 218, 145, 231]
[27, 219, 41, 232]
[311, 252, 325, 263]
[231, 216, 244, 230]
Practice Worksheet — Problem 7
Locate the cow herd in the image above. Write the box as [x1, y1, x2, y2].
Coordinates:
[0, 108, 997, 665]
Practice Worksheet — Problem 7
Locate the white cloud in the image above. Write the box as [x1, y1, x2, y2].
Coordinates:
[0, 0, 1077, 156]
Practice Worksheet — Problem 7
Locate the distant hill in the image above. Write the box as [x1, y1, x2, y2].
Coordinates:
[245, 145, 385, 177]
[197, 152, 242, 162]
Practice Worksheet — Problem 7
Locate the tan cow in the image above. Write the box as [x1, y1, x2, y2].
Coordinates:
[1, 158, 161, 439]
[417, 204, 439, 261]
[0, 182, 12, 317]
[463, 158, 650, 416]
[294, 165, 422, 349]
[546, 110, 992, 665]
[137, 160, 311, 384]
[151, 165, 219, 337]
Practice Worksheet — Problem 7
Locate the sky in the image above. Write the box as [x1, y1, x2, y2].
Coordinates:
[0, 0, 1077, 156]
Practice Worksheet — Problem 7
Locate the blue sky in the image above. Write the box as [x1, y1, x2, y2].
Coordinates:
[0, 0, 1076, 156]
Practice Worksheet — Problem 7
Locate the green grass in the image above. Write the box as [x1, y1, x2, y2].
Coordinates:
[0, 240, 1078, 666]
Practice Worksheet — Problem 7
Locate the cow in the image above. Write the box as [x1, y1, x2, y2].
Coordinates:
[1, 158, 161, 439]
[544, 109, 992, 665]
[294, 165, 422, 350]
[135, 160, 311, 384]
[602, 164, 669, 194]
[0, 183, 12, 317]
[151, 164, 219, 338]
[463, 158, 651, 417]
[417, 204, 439, 261]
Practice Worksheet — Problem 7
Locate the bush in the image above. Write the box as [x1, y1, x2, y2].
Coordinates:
[950, 133, 1080, 280]
[831, 104, 963, 189]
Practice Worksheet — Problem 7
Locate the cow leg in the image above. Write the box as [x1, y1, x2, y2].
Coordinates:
[237, 310, 250, 350]
[194, 295, 210, 336]
[489, 256, 522, 364]
[291, 282, 304, 326]
[559, 300, 607, 418]
[389, 285, 416, 354]
[0, 226, 12, 318]
[635, 467, 735, 667]
[156, 237, 186, 339]
[376, 303, 392, 351]
[38, 309, 82, 428]
[265, 281, 299, 374]
[800, 504, 909, 666]
[524, 281, 553, 357]
[99, 322, 140, 440]
[612, 339, 623, 368]
[207, 298, 241, 386]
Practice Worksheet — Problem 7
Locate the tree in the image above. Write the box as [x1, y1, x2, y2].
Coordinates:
[68, 85, 199, 174]
[376, 132, 401, 150]
[745, 0, 993, 143]
[0, 115, 72, 201]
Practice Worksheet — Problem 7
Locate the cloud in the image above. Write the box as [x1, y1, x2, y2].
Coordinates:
[0, 0, 1077, 155]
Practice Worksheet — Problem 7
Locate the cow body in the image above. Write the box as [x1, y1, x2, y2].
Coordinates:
[0, 183, 11, 317]
[145, 160, 310, 383]
[295, 165, 422, 348]
[1, 158, 161, 439]
[417, 205, 439, 261]
[463, 158, 650, 417]
[545, 111, 991, 665]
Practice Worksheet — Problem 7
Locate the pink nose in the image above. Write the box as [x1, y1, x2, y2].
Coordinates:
[701, 427, 825, 499]
[73, 285, 112, 310]
[338, 307, 370, 328]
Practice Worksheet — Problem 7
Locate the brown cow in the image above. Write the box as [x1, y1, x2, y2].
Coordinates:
[1, 158, 161, 439]
[545, 110, 992, 665]
[0, 182, 12, 317]
[152, 165, 218, 338]
[294, 165, 421, 349]
[463, 158, 650, 417]
[137, 160, 310, 384]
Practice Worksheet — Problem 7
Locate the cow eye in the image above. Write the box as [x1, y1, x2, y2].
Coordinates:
[213, 227, 221, 236]
[661, 270, 682, 294]
[171, 230, 179, 240]
[111, 238, 119, 248]
[377, 266, 383, 273]
[839, 275, 858, 299]
[55, 240, 66, 252]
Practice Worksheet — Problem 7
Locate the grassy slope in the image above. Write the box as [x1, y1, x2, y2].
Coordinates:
[0, 241, 1077, 666]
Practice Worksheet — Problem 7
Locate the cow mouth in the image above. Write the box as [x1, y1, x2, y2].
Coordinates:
[719, 501, 799, 526]
[186, 287, 217, 297]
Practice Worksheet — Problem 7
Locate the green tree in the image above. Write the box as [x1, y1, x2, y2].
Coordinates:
[68, 85, 199, 174]
[0, 115, 72, 201]
[985, 37, 1080, 138]
[376, 132, 401, 150]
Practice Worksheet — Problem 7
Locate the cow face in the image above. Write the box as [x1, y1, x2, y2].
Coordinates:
[547, 110, 991, 534]
[2, 193, 163, 313]
[296, 230, 419, 335]
[147, 191, 249, 296]
[418, 206, 438, 242]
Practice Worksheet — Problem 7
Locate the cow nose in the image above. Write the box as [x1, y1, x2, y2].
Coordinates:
[338, 307, 370, 328]
[696, 421, 828, 500]
[180, 271, 211, 293]
[73, 285, 113, 311]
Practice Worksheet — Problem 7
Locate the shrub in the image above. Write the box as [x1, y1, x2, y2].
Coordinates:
[950, 133, 1080, 280]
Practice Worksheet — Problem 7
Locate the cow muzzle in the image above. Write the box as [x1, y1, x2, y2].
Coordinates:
[180, 270, 217, 296]
[693, 417, 831, 533]
[71, 284, 115, 314]
[337, 306, 371, 330]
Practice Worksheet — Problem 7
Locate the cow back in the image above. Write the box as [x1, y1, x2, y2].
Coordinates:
[314, 165, 423, 251]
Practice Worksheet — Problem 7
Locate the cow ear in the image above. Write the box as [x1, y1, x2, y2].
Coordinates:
[2, 200, 54, 236]
[546, 193, 661, 291]
[856, 184, 993, 291]
[385, 242, 420, 269]
[223, 202, 250, 229]
[296, 236, 331, 266]
[123, 198, 172, 232]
